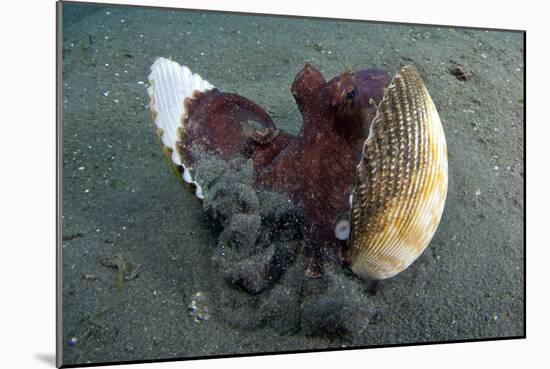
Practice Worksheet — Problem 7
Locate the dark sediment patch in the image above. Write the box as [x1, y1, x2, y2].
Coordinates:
[190, 147, 374, 337]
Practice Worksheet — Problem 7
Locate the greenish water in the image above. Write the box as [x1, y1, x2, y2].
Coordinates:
[62, 2, 102, 27]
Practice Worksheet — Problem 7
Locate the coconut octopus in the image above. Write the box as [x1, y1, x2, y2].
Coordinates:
[147, 57, 448, 280]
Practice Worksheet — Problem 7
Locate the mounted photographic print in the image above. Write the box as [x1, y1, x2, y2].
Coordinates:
[57, 1, 525, 366]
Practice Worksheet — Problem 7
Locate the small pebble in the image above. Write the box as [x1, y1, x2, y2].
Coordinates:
[188, 291, 210, 322]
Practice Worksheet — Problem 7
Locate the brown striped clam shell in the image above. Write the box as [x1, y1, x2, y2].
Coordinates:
[348, 66, 448, 280]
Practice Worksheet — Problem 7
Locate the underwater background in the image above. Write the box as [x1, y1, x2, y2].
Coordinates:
[60, 2, 524, 365]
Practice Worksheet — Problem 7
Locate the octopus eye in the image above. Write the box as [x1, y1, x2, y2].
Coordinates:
[346, 89, 356, 100]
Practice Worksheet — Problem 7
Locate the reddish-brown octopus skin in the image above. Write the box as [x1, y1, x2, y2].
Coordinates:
[177, 63, 390, 276]
[177, 90, 280, 166]
[255, 64, 390, 273]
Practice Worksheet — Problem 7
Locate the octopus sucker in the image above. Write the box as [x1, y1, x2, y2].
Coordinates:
[147, 57, 447, 281]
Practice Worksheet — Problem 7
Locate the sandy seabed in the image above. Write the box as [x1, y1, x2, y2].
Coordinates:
[60, 3, 524, 366]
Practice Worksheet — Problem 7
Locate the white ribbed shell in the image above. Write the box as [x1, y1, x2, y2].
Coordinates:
[349, 66, 448, 280]
[147, 57, 214, 199]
